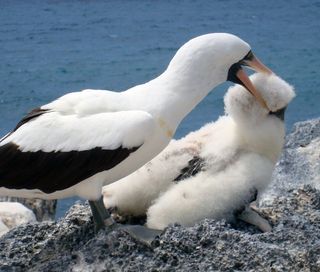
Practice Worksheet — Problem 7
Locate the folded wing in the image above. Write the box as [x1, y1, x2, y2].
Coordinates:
[0, 108, 155, 194]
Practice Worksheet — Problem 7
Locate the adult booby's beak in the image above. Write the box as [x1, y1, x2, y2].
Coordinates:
[240, 51, 273, 75]
[228, 51, 273, 111]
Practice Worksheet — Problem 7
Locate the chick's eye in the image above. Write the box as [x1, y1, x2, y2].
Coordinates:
[269, 107, 286, 121]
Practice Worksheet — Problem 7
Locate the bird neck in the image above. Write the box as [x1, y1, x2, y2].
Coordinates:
[138, 67, 225, 131]
[236, 121, 285, 163]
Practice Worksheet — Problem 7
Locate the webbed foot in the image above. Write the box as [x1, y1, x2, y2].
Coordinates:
[117, 224, 163, 247]
[89, 197, 162, 246]
[238, 205, 272, 232]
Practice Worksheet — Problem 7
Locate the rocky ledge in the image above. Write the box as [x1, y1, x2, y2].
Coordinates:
[0, 118, 319, 272]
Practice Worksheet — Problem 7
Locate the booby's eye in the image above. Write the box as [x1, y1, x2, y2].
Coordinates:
[243, 50, 254, 61]
[239, 50, 254, 66]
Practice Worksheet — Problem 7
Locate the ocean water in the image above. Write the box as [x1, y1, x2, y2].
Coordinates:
[0, 0, 319, 218]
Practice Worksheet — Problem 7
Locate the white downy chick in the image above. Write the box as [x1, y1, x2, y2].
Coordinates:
[103, 73, 295, 230]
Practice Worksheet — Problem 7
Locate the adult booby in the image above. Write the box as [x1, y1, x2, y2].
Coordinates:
[104, 73, 295, 232]
[0, 33, 272, 240]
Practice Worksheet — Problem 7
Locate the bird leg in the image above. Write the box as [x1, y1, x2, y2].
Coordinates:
[89, 197, 162, 246]
[238, 204, 272, 232]
[89, 197, 117, 233]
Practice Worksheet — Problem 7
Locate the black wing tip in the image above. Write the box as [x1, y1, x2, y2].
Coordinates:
[13, 107, 49, 132]
[0, 107, 49, 143]
[0, 142, 142, 194]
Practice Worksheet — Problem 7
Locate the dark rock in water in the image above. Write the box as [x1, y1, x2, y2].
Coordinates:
[0, 118, 319, 271]
[0, 185, 320, 272]
[0, 197, 57, 221]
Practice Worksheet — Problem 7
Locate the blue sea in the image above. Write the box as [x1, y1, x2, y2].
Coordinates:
[0, 0, 319, 218]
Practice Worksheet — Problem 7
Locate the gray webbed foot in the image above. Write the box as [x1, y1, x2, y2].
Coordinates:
[238, 204, 272, 232]
[117, 225, 163, 247]
[89, 197, 162, 246]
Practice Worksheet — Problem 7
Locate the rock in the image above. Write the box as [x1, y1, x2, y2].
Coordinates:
[0, 185, 320, 271]
[0, 118, 319, 271]
[0, 202, 94, 271]
[262, 118, 320, 203]
[0, 197, 57, 221]
[0, 202, 36, 229]
[280, 118, 320, 186]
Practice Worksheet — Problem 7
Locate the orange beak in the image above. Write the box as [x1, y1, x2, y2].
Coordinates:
[237, 54, 274, 110]
[242, 54, 273, 75]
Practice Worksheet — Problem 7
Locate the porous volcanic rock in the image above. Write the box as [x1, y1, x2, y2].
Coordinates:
[0, 118, 319, 272]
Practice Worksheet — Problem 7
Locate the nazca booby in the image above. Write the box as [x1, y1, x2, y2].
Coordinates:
[103, 73, 295, 231]
[0, 33, 273, 241]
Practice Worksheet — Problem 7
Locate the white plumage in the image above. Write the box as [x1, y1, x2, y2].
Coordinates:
[0, 33, 277, 245]
[1, 109, 155, 152]
[103, 73, 295, 230]
[1, 33, 262, 202]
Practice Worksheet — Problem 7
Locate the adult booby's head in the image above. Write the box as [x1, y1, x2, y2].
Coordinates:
[166, 33, 273, 110]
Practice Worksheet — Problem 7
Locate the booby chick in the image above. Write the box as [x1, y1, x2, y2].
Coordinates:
[0, 33, 273, 241]
[103, 73, 295, 231]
